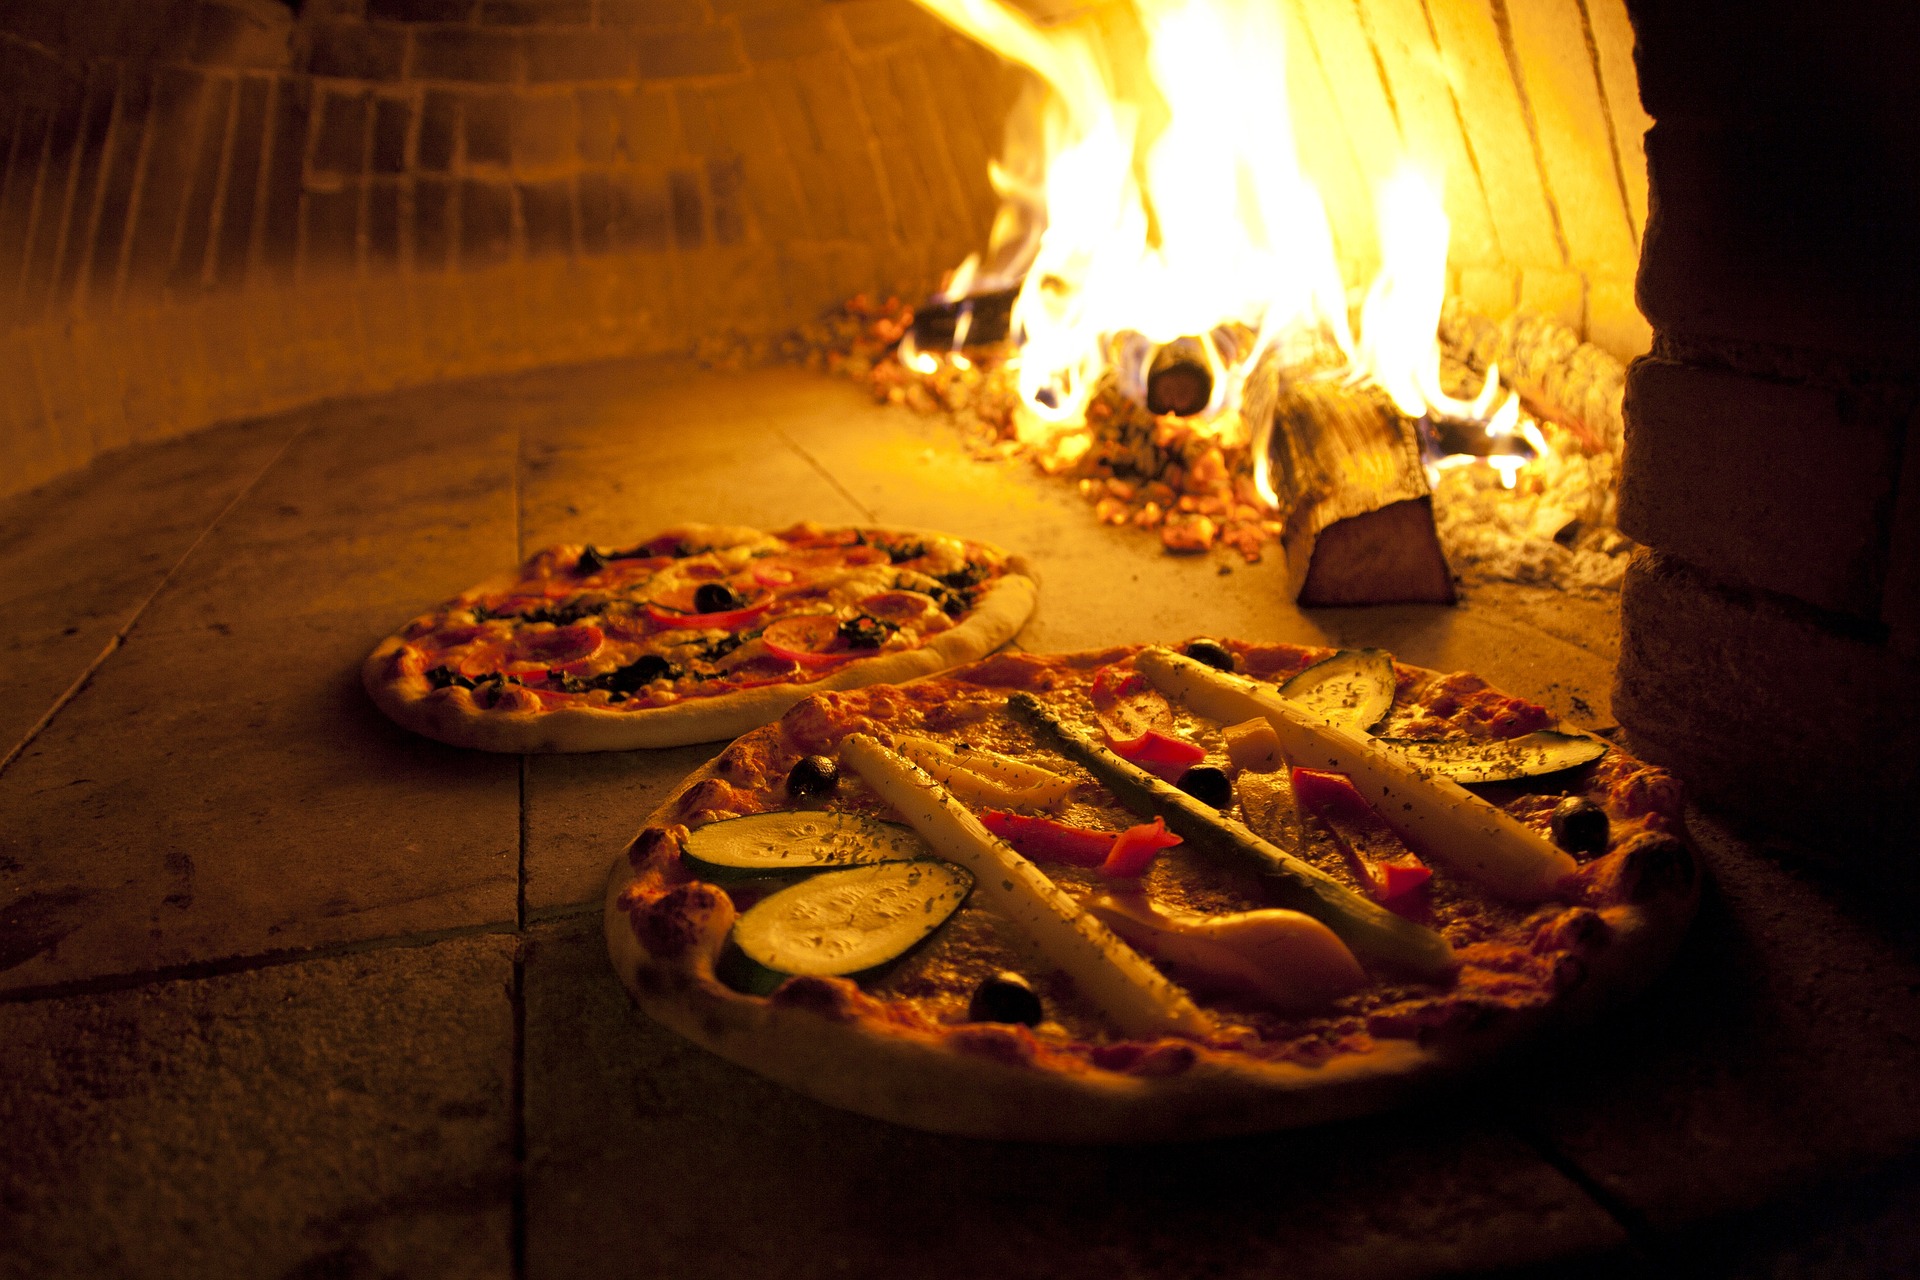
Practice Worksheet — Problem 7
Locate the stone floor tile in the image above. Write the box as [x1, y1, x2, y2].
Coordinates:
[0, 392, 524, 990]
[0, 933, 516, 1280]
[1510, 809, 1920, 1232]
[523, 915, 1628, 1280]
[0, 414, 300, 755]
[524, 743, 718, 917]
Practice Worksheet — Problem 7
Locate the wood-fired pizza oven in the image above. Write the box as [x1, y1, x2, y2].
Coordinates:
[2, 0, 1918, 1272]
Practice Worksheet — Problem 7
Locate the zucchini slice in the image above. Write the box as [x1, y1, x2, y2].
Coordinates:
[1375, 730, 1609, 784]
[731, 860, 972, 977]
[680, 811, 932, 879]
[1279, 649, 1396, 734]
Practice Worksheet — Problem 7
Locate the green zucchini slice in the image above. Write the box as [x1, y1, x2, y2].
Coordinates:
[1279, 649, 1396, 734]
[731, 860, 973, 978]
[680, 811, 933, 879]
[1376, 730, 1609, 784]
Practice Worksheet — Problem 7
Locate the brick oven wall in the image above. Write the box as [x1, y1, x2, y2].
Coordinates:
[1614, 0, 1920, 847]
[0, 0, 1014, 499]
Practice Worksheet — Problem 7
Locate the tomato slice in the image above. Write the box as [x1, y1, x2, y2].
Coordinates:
[762, 615, 850, 666]
[644, 600, 770, 630]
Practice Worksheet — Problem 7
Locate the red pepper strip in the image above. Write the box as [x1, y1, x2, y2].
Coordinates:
[1290, 767, 1433, 906]
[643, 600, 771, 630]
[1107, 728, 1208, 782]
[980, 810, 1117, 868]
[1099, 817, 1184, 878]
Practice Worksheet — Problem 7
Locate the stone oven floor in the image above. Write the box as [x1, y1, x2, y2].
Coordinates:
[2, 358, 1916, 1279]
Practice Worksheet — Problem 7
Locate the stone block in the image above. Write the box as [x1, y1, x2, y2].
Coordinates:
[462, 88, 512, 165]
[706, 155, 744, 244]
[459, 178, 516, 265]
[168, 75, 236, 291]
[367, 177, 402, 267]
[370, 94, 411, 172]
[1637, 118, 1920, 359]
[479, 0, 591, 24]
[510, 90, 577, 171]
[611, 86, 675, 166]
[1614, 548, 1920, 850]
[738, 8, 835, 62]
[635, 25, 745, 80]
[413, 27, 523, 82]
[524, 28, 633, 82]
[311, 85, 370, 177]
[574, 87, 617, 164]
[307, 19, 407, 80]
[303, 184, 362, 275]
[833, 0, 944, 49]
[190, 0, 292, 69]
[366, 0, 476, 20]
[418, 87, 459, 170]
[415, 173, 456, 269]
[667, 166, 703, 248]
[257, 73, 311, 288]
[518, 177, 576, 257]
[83, 68, 153, 302]
[1620, 358, 1902, 618]
[597, 0, 707, 29]
[606, 169, 671, 252]
[126, 67, 220, 295]
[1517, 267, 1584, 334]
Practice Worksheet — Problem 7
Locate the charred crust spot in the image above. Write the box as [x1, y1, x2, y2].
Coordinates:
[634, 882, 728, 959]
[1618, 832, 1696, 904]
[767, 975, 863, 1022]
[1531, 906, 1612, 954]
[627, 826, 682, 871]
[947, 1023, 1038, 1066]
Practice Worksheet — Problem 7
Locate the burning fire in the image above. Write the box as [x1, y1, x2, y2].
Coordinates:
[908, 0, 1532, 494]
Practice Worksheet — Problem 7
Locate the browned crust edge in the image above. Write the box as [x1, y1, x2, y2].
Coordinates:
[361, 528, 1038, 753]
[599, 656, 1701, 1142]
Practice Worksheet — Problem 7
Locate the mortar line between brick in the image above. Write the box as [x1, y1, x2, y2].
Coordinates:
[0, 917, 520, 1005]
[0, 421, 310, 783]
[777, 427, 876, 522]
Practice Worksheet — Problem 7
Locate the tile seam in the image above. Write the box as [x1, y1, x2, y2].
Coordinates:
[0, 420, 311, 782]
[1509, 1114, 1664, 1263]
[775, 425, 876, 521]
[0, 917, 521, 1005]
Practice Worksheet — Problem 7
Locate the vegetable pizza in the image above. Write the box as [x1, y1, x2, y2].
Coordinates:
[604, 640, 1696, 1140]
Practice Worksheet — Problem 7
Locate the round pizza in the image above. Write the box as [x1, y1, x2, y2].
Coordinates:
[603, 640, 1698, 1141]
[363, 522, 1037, 751]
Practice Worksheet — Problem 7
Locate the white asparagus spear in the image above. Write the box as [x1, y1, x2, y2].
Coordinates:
[1134, 648, 1579, 902]
[839, 734, 1213, 1039]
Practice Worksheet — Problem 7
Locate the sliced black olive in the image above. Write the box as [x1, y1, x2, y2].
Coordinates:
[1550, 796, 1610, 857]
[785, 755, 839, 798]
[604, 653, 676, 697]
[838, 615, 895, 650]
[693, 582, 742, 614]
[968, 971, 1043, 1027]
[575, 545, 607, 575]
[1176, 764, 1233, 808]
[1182, 638, 1236, 672]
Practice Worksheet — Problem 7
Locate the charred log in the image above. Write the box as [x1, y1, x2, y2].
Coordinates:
[1146, 338, 1214, 417]
[1244, 364, 1455, 605]
[910, 287, 1019, 351]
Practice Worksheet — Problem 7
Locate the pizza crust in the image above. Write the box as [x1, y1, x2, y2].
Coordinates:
[601, 655, 1701, 1141]
[362, 526, 1038, 753]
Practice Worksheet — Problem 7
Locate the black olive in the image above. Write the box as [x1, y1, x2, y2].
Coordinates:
[1550, 796, 1610, 857]
[968, 971, 1043, 1027]
[786, 755, 839, 798]
[1176, 764, 1233, 808]
[1182, 638, 1236, 672]
[693, 582, 742, 614]
[575, 545, 607, 575]
[603, 653, 676, 697]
